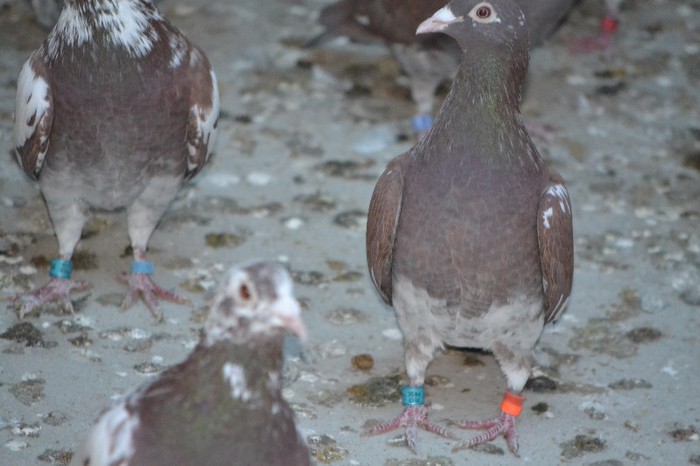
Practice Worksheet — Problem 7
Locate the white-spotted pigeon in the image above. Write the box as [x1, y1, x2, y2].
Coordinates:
[310, 0, 578, 134]
[13, 0, 220, 320]
[70, 262, 311, 466]
[366, 0, 574, 454]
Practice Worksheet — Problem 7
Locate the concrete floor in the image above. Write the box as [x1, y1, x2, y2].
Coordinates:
[0, 0, 699, 464]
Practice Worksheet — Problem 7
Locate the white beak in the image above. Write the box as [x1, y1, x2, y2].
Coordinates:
[416, 5, 463, 35]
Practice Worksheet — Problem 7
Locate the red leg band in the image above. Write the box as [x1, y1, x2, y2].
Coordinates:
[500, 391, 524, 417]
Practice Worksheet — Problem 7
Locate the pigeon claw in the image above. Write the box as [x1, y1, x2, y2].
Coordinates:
[368, 405, 456, 453]
[452, 412, 519, 455]
[12, 277, 91, 319]
[119, 272, 189, 321]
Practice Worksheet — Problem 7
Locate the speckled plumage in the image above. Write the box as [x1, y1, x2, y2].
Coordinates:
[71, 262, 311, 466]
[13, 0, 219, 319]
[366, 0, 573, 453]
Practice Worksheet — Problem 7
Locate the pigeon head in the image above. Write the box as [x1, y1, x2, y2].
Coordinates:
[414, 0, 530, 114]
[416, 0, 528, 52]
[205, 263, 307, 345]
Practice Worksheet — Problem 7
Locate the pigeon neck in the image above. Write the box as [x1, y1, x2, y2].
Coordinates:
[45, 0, 163, 60]
[204, 317, 286, 347]
[421, 46, 539, 170]
[459, 47, 526, 113]
[198, 336, 285, 374]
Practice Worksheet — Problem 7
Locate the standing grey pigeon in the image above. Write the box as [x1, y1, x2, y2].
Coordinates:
[310, 0, 578, 134]
[366, 0, 573, 454]
[13, 0, 219, 320]
[70, 262, 311, 466]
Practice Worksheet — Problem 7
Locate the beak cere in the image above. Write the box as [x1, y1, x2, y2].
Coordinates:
[416, 5, 462, 35]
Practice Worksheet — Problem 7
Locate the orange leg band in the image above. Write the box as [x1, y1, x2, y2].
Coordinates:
[500, 391, 524, 417]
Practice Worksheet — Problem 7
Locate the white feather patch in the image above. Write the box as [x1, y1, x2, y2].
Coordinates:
[74, 400, 139, 466]
[222, 362, 252, 401]
[545, 184, 571, 213]
[47, 1, 163, 58]
[13, 59, 50, 155]
[187, 69, 220, 171]
[542, 207, 553, 229]
[46, 6, 92, 57]
[98, 2, 161, 56]
[168, 35, 188, 68]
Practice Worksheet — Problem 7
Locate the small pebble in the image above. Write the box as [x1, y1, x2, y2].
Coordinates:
[560, 435, 607, 459]
[42, 411, 70, 427]
[133, 362, 166, 374]
[525, 375, 558, 392]
[246, 172, 272, 186]
[327, 308, 367, 325]
[4, 440, 29, 451]
[351, 354, 374, 371]
[37, 448, 73, 464]
[382, 328, 402, 340]
[531, 402, 549, 414]
[284, 217, 305, 230]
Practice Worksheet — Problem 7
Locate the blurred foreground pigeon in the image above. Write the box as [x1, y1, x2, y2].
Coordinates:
[71, 262, 310, 466]
[13, 0, 219, 320]
[310, 0, 578, 133]
[366, 0, 573, 454]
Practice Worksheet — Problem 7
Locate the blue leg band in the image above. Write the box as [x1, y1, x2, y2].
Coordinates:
[131, 261, 154, 275]
[411, 114, 434, 133]
[49, 259, 73, 279]
[402, 385, 425, 406]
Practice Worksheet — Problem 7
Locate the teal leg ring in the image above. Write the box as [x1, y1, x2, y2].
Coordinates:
[402, 385, 425, 406]
[131, 261, 154, 275]
[49, 259, 73, 279]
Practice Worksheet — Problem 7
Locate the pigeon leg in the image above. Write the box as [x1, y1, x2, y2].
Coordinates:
[367, 331, 454, 451]
[453, 343, 530, 455]
[368, 386, 456, 452]
[452, 395, 522, 455]
[13, 259, 91, 319]
[121, 183, 188, 320]
[120, 249, 189, 321]
[14, 199, 90, 318]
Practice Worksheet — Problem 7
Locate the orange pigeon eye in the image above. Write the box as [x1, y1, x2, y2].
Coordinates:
[239, 283, 251, 301]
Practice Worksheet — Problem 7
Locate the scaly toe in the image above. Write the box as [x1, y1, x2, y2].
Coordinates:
[14, 278, 91, 319]
[452, 412, 519, 455]
[119, 272, 186, 320]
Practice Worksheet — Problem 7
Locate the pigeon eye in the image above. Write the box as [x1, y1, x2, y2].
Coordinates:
[476, 6, 491, 18]
[239, 283, 252, 301]
[469, 2, 499, 23]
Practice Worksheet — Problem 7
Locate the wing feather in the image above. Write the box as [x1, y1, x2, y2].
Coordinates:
[537, 172, 574, 324]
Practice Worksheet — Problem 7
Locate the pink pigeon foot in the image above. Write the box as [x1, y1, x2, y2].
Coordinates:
[13, 277, 91, 319]
[119, 271, 189, 321]
[369, 405, 456, 452]
[453, 411, 520, 455]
